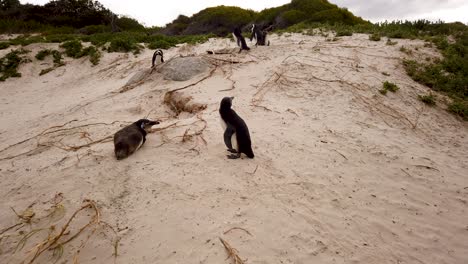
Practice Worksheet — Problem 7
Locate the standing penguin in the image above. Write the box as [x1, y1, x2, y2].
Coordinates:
[219, 97, 254, 159]
[151, 49, 164, 68]
[232, 27, 250, 53]
[114, 119, 159, 160]
[250, 24, 270, 46]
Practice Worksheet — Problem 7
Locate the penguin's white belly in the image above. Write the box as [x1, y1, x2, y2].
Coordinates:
[220, 117, 238, 151]
[220, 117, 227, 130]
[232, 33, 238, 44]
[231, 133, 238, 151]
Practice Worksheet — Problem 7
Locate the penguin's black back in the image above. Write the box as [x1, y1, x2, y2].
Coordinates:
[220, 102, 254, 158]
[113, 123, 147, 160]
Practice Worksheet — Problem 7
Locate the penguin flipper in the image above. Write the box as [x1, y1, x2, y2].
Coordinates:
[223, 125, 235, 150]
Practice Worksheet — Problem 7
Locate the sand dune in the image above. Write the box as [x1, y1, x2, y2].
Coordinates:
[0, 33, 467, 264]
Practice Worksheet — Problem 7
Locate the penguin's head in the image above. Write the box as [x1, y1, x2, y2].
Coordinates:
[154, 49, 164, 63]
[220, 96, 234, 110]
[135, 119, 160, 132]
[251, 24, 256, 33]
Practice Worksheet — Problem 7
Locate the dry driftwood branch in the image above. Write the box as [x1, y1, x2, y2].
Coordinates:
[223, 227, 253, 236]
[219, 237, 246, 264]
[333, 150, 348, 160]
[251, 71, 284, 106]
[24, 200, 101, 264]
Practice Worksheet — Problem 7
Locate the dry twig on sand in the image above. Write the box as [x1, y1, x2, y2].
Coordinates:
[219, 237, 246, 264]
[17, 199, 118, 264]
[223, 227, 253, 236]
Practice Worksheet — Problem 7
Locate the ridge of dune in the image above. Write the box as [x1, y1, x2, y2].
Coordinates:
[0, 33, 467, 264]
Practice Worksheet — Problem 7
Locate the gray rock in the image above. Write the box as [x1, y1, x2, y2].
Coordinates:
[159, 57, 210, 81]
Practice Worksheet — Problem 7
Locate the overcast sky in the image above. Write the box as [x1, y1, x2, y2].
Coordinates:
[20, 0, 468, 26]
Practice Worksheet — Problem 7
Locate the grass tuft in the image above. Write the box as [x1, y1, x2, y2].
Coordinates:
[369, 33, 381, 41]
[383, 81, 399, 92]
[418, 93, 436, 106]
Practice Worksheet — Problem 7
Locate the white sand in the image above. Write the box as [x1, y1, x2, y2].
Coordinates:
[1, 33, 467, 264]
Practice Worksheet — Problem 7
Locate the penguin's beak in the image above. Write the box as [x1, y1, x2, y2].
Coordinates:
[148, 120, 160, 126]
[230, 96, 234, 100]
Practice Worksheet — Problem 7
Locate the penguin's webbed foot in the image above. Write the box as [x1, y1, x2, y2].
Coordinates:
[227, 154, 240, 159]
[227, 148, 237, 153]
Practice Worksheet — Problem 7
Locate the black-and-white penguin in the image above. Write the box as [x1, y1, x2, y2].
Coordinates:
[151, 49, 164, 68]
[114, 119, 159, 160]
[232, 27, 250, 53]
[219, 97, 254, 159]
[250, 24, 270, 46]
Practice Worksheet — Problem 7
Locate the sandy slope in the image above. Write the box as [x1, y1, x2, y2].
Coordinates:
[0, 33, 467, 264]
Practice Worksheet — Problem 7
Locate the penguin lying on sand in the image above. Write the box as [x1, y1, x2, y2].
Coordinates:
[151, 49, 164, 68]
[219, 97, 254, 159]
[114, 119, 159, 160]
[232, 27, 250, 53]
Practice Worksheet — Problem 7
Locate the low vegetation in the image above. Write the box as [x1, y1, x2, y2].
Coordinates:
[379, 81, 399, 95]
[0, 41, 10, 49]
[335, 30, 352, 37]
[399, 46, 412, 55]
[403, 30, 467, 120]
[35, 48, 64, 75]
[369, 33, 381, 41]
[60, 40, 101, 65]
[418, 93, 436, 106]
[0, 48, 30, 81]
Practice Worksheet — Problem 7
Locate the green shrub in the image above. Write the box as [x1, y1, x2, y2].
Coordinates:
[432, 36, 449, 50]
[380, 81, 399, 95]
[0, 42, 10, 49]
[418, 93, 436, 106]
[108, 37, 139, 53]
[0, 49, 30, 81]
[79, 25, 110, 35]
[148, 39, 173, 50]
[37, 50, 63, 75]
[448, 100, 468, 120]
[383, 81, 399, 92]
[51, 50, 63, 66]
[369, 33, 381, 41]
[336, 30, 352, 37]
[35, 49, 52, 60]
[81, 46, 101, 65]
[60, 40, 83, 58]
[402, 31, 467, 120]
[8, 35, 45, 46]
[387, 30, 405, 39]
[44, 34, 77, 43]
[282, 10, 307, 26]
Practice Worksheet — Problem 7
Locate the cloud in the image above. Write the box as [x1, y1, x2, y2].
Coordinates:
[329, 0, 468, 22]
